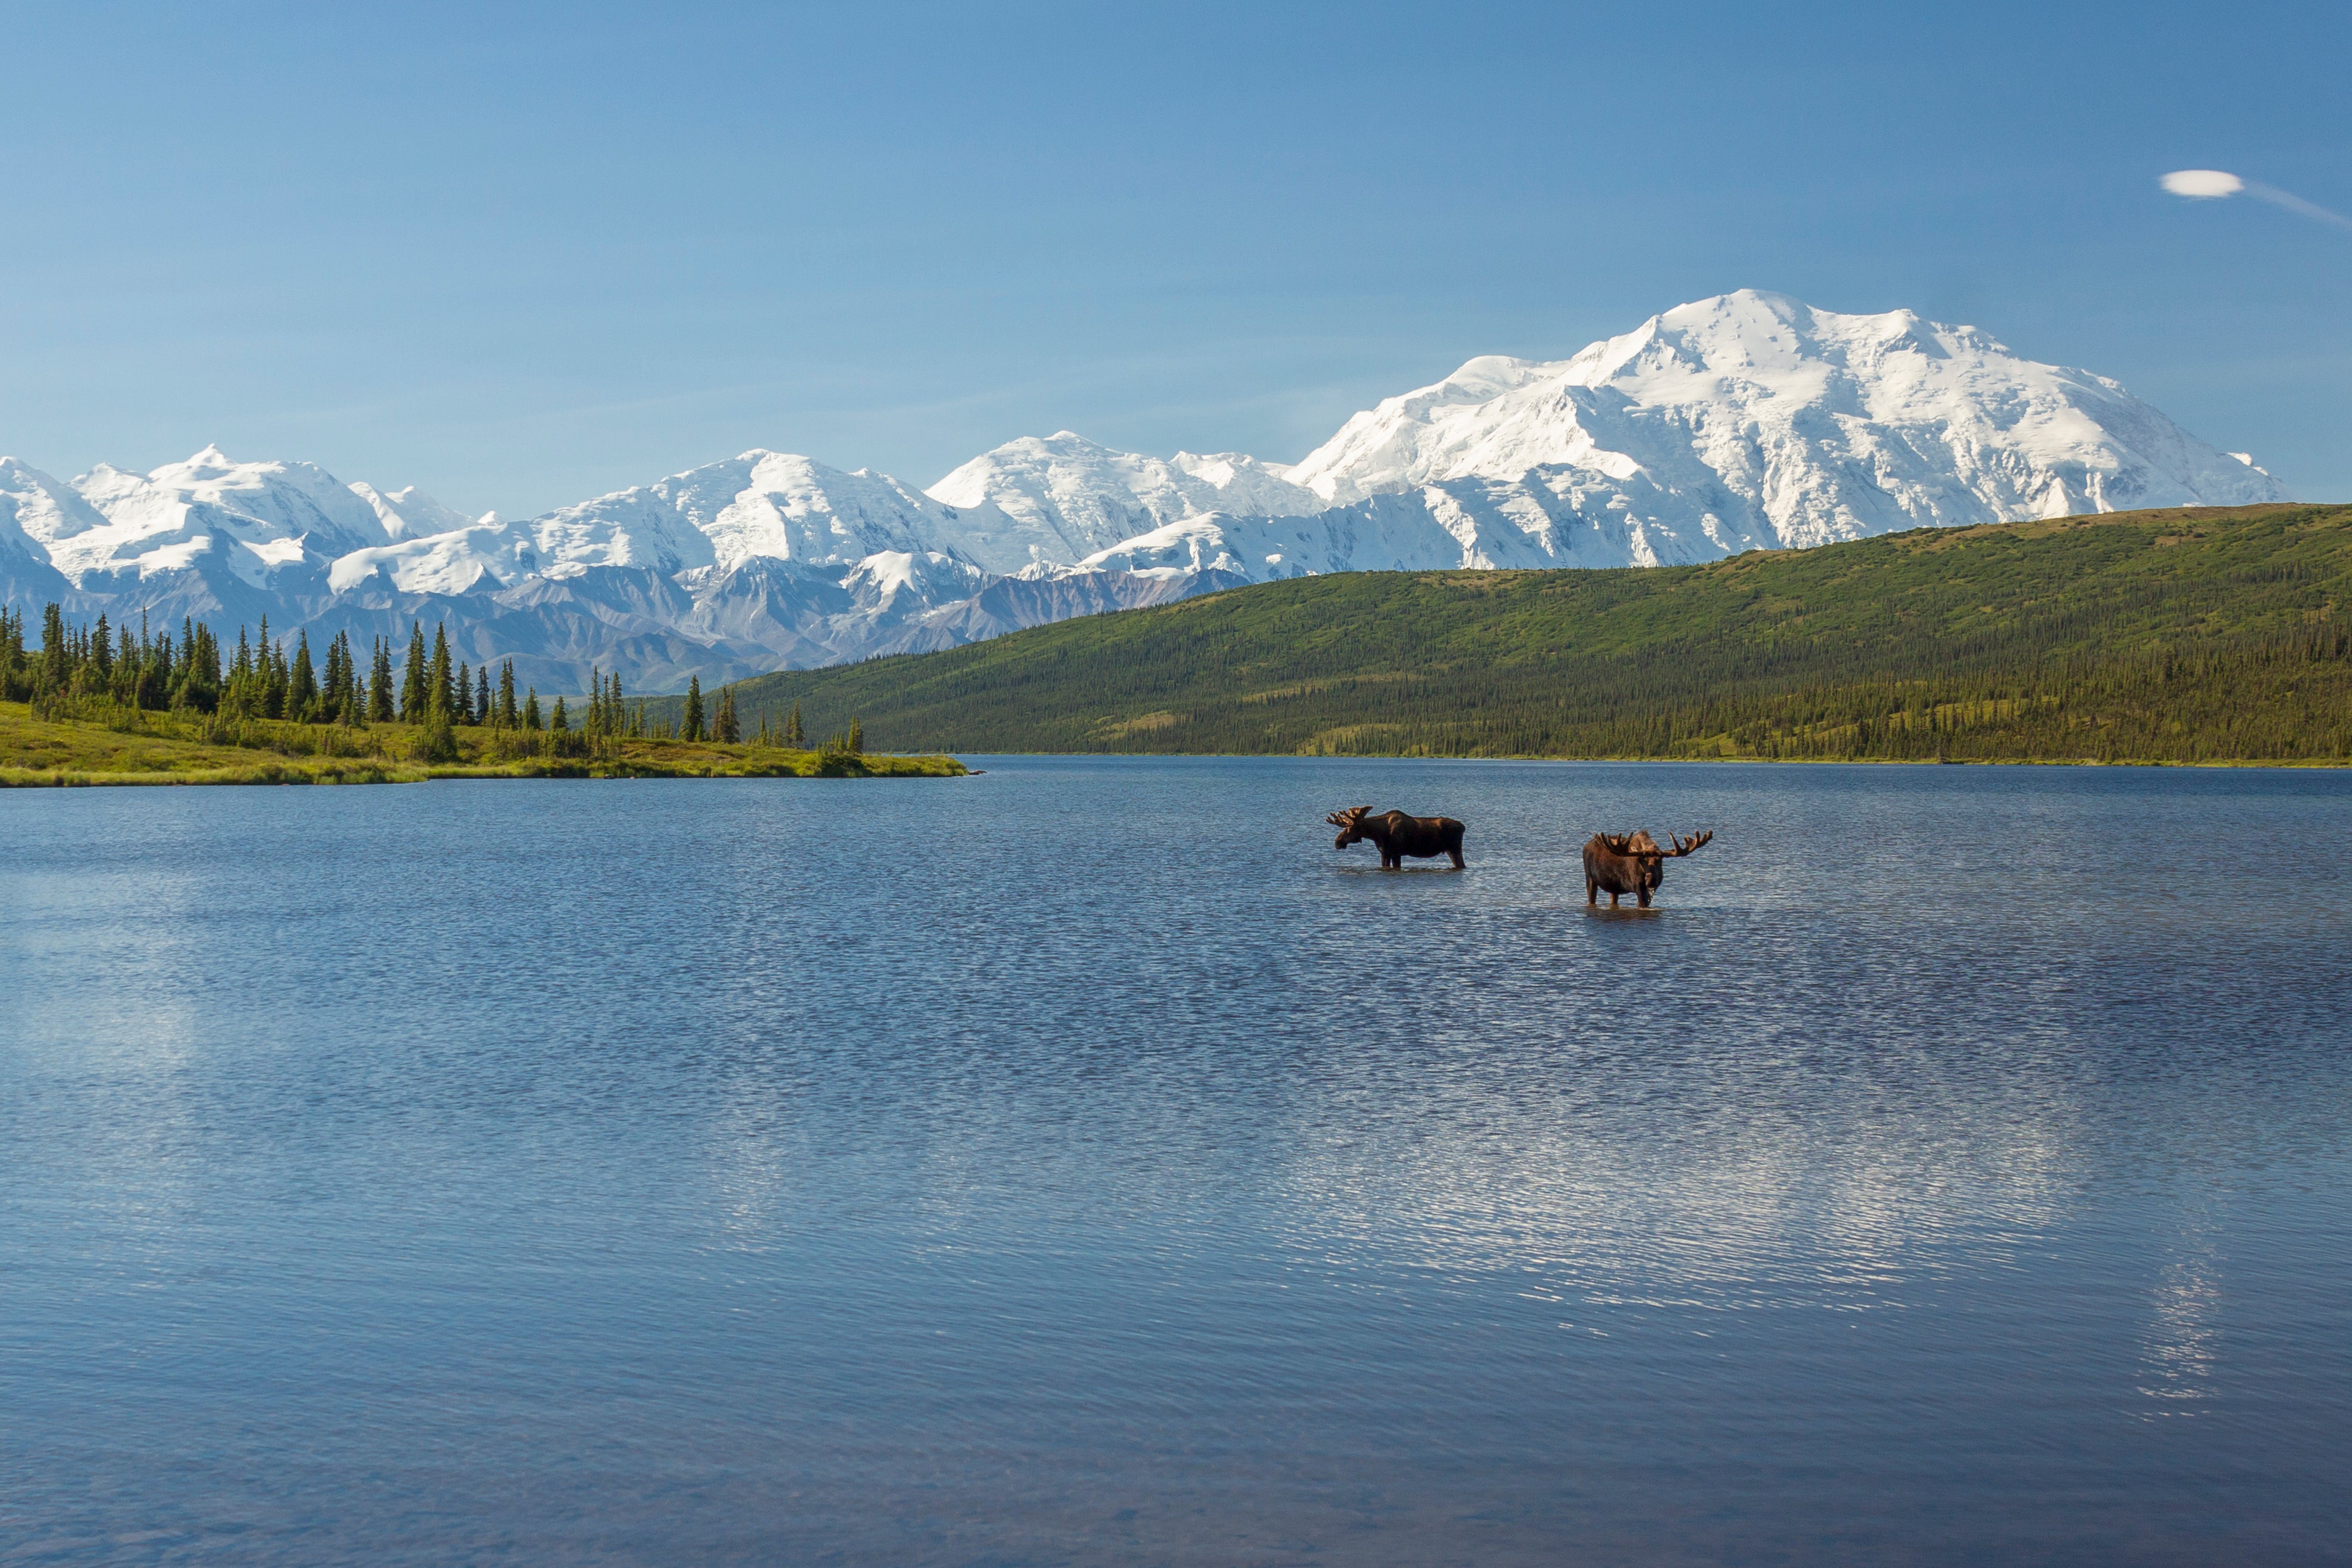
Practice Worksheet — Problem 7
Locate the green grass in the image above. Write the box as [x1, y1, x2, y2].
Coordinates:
[0, 701, 967, 786]
[646, 503, 2352, 766]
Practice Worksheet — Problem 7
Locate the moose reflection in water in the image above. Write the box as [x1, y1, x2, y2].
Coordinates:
[1328, 807, 1468, 869]
[1582, 829, 1714, 908]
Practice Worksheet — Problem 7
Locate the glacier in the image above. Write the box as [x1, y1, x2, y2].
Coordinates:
[0, 291, 2290, 692]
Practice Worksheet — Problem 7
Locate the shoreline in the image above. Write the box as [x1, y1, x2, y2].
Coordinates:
[900, 749, 2352, 771]
[0, 702, 966, 788]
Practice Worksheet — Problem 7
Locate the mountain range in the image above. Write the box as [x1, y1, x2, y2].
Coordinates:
[0, 291, 2289, 692]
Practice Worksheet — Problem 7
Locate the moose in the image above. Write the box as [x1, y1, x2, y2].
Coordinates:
[1582, 829, 1713, 908]
[1328, 806, 1467, 869]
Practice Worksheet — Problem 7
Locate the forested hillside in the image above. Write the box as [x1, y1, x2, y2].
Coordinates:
[652, 504, 2352, 764]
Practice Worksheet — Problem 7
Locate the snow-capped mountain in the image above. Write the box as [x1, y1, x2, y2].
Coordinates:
[927, 431, 1321, 567]
[1, 292, 2293, 689]
[0, 460, 78, 603]
[350, 482, 482, 541]
[1285, 290, 2284, 550]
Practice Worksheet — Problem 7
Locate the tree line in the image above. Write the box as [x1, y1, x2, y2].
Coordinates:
[676, 505, 2352, 764]
[1, 602, 841, 750]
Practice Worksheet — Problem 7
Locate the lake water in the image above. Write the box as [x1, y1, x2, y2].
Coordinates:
[4, 757, 2350, 1565]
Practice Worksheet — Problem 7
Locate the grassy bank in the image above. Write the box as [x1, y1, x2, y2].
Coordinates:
[653, 504, 2352, 765]
[0, 701, 967, 786]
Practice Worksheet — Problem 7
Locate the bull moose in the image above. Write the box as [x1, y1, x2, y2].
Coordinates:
[1582, 829, 1713, 908]
[1328, 806, 1467, 869]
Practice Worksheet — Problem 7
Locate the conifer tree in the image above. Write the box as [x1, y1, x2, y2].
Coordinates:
[847, 716, 863, 755]
[523, 687, 542, 731]
[429, 624, 454, 718]
[401, 623, 428, 720]
[1, 608, 27, 698]
[498, 660, 518, 727]
[325, 633, 351, 723]
[41, 602, 70, 694]
[341, 634, 366, 726]
[288, 631, 319, 721]
[474, 667, 489, 725]
[682, 676, 704, 742]
[369, 637, 395, 722]
[786, 701, 804, 746]
[551, 695, 569, 732]
[714, 685, 739, 743]
[454, 661, 471, 723]
[261, 632, 289, 720]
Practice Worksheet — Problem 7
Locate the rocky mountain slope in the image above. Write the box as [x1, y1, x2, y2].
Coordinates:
[1, 292, 2289, 691]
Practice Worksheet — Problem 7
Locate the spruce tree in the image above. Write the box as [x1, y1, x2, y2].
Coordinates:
[429, 625, 454, 718]
[454, 661, 471, 723]
[682, 676, 704, 742]
[38, 602, 69, 695]
[261, 634, 288, 720]
[523, 687, 542, 731]
[401, 623, 428, 720]
[341, 635, 366, 726]
[288, 631, 319, 721]
[714, 685, 739, 743]
[786, 701, 804, 746]
[498, 660, 518, 727]
[551, 695, 569, 732]
[475, 666, 490, 725]
[369, 637, 395, 723]
[847, 716, 863, 755]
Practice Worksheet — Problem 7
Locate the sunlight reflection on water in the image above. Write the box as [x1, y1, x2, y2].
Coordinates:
[2, 758, 2349, 1564]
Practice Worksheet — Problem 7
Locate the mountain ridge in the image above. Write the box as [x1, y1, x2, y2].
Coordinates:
[1, 291, 2292, 691]
[645, 503, 2352, 764]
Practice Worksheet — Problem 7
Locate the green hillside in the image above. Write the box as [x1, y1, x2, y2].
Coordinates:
[652, 503, 2352, 764]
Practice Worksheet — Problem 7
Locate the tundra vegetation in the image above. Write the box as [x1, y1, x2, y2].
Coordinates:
[663, 504, 2352, 765]
[0, 610, 956, 786]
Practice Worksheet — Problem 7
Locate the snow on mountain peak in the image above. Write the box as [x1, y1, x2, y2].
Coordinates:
[926, 430, 1321, 567]
[351, 482, 482, 541]
[1283, 291, 2288, 542]
[0, 290, 2297, 689]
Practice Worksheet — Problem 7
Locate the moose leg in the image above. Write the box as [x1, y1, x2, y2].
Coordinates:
[1448, 848, 1465, 869]
[1636, 886, 1652, 909]
[1586, 877, 1599, 905]
[1608, 890, 1620, 908]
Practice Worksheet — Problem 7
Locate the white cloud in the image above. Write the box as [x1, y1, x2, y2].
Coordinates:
[2162, 167, 2352, 233]
[2161, 169, 2244, 199]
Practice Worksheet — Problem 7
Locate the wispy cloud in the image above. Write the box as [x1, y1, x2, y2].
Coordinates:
[2162, 168, 2352, 233]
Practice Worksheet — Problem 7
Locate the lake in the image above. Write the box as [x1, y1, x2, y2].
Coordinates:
[4, 757, 2349, 1565]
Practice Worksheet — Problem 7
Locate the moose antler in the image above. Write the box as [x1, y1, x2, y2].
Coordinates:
[1326, 805, 1372, 828]
[1663, 830, 1713, 857]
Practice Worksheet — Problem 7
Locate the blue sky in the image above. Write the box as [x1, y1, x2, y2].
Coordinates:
[3, 0, 2347, 517]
